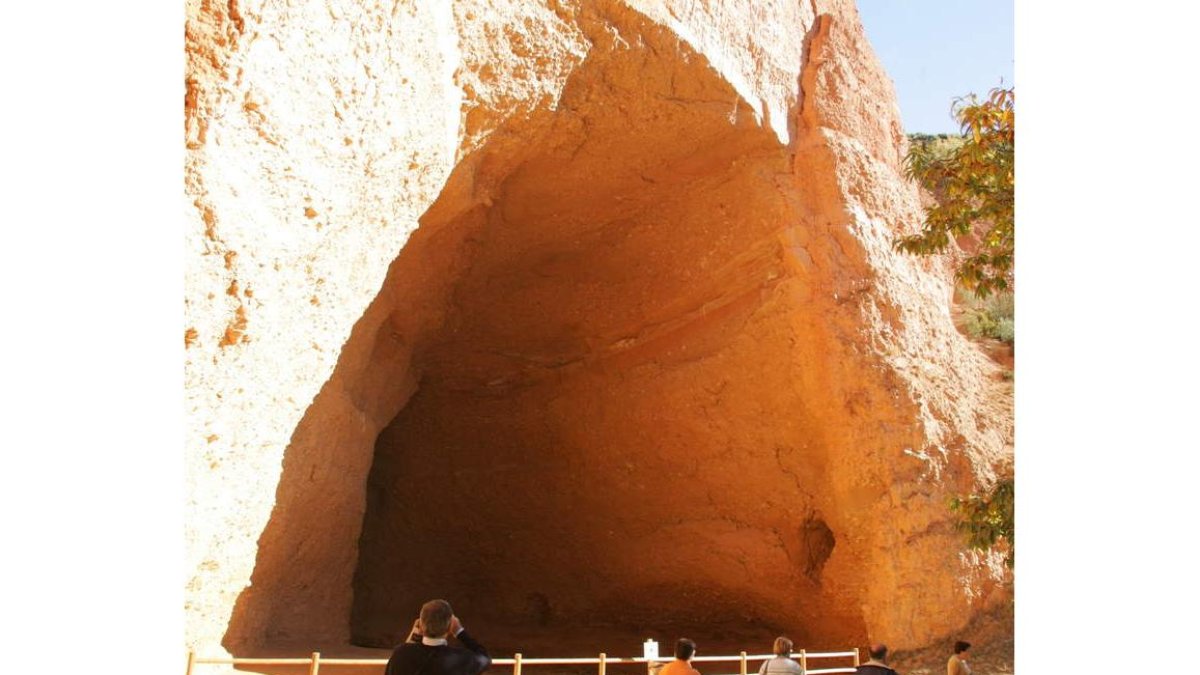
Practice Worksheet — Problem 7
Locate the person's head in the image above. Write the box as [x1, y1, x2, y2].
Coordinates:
[954, 641, 971, 655]
[419, 599, 454, 638]
[773, 637, 793, 657]
[675, 638, 697, 661]
[868, 644, 888, 662]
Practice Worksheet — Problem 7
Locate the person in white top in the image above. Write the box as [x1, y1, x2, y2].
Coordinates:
[758, 637, 802, 675]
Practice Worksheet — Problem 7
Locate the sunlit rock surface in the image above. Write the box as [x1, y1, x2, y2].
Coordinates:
[184, 0, 1012, 661]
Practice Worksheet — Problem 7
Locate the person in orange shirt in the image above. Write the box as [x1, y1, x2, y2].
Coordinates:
[658, 639, 701, 675]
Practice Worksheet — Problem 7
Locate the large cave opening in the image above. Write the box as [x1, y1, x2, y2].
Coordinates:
[226, 11, 872, 659]
[349, 29, 861, 656]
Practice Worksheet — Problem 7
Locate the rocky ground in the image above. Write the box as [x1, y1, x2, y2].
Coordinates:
[890, 600, 1014, 674]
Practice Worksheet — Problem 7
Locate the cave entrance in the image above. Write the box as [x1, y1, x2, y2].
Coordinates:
[227, 14, 865, 660]
[350, 41, 841, 658]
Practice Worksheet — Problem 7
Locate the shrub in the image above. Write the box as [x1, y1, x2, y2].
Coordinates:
[960, 290, 1014, 344]
[994, 318, 1015, 344]
[950, 477, 1014, 568]
[984, 292, 1014, 322]
[962, 310, 995, 340]
[907, 133, 966, 162]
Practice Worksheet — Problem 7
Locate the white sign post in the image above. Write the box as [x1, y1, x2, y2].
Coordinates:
[644, 639, 659, 660]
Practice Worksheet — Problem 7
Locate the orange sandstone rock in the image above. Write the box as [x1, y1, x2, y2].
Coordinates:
[185, 0, 1012, 664]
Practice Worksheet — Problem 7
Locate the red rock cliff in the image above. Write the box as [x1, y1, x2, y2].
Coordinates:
[185, 0, 1012, 660]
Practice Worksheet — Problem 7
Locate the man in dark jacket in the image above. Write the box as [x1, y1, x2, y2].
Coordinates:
[855, 644, 898, 675]
[385, 599, 491, 675]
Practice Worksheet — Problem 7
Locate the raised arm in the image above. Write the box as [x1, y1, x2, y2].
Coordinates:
[453, 626, 491, 674]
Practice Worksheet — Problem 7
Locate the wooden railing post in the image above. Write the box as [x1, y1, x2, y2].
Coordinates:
[798, 649, 806, 675]
[599, 653, 607, 675]
[309, 651, 321, 675]
[739, 651, 747, 675]
[852, 648, 860, 667]
[185, 650, 196, 675]
[515, 652, 523, 675]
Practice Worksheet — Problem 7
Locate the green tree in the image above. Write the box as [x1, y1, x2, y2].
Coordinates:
[896, 87, 1014, 298]
[949, 476, 1014, 568]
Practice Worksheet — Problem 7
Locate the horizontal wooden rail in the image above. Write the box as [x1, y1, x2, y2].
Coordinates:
[190, 654, 857, 666]
[187, 648, 860, 675]
[486, 652, 854, 665]
[194, 657, 318, 665]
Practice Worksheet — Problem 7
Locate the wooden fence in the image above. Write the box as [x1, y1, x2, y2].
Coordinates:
[186, 648, 861, 675]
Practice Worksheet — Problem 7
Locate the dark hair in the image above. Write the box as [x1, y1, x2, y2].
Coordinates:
[675, 638, 697, 660]
[420, 599, 453, 637]
[954, 641, 971, 655]
[773, 637, 793, 657]
[868, 644, 888, 661]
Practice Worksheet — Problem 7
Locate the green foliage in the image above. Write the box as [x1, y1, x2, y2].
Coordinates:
[950, 476, 1014, 568]
[986, 290, 1014, 317]
[896, 87, 1015, 298]
[962, 311, 995, 341]
[907, 133, 966, 161]
[960, 290, 1014, 344]
[994, 318, 1015, 344]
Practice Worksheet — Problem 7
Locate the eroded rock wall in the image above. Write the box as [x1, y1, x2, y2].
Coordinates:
[184, 0, 1012, 659]
[184, 0, 466, 651]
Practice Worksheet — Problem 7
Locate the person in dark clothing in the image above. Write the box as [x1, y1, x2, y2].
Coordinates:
[385, 599, 490, 675]
[856, 644, 898, 675]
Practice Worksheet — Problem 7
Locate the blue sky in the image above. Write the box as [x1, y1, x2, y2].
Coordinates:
[856, 1, 1014, 134]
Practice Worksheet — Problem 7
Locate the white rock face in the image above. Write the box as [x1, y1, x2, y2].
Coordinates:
[185, 0, 466, 651]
